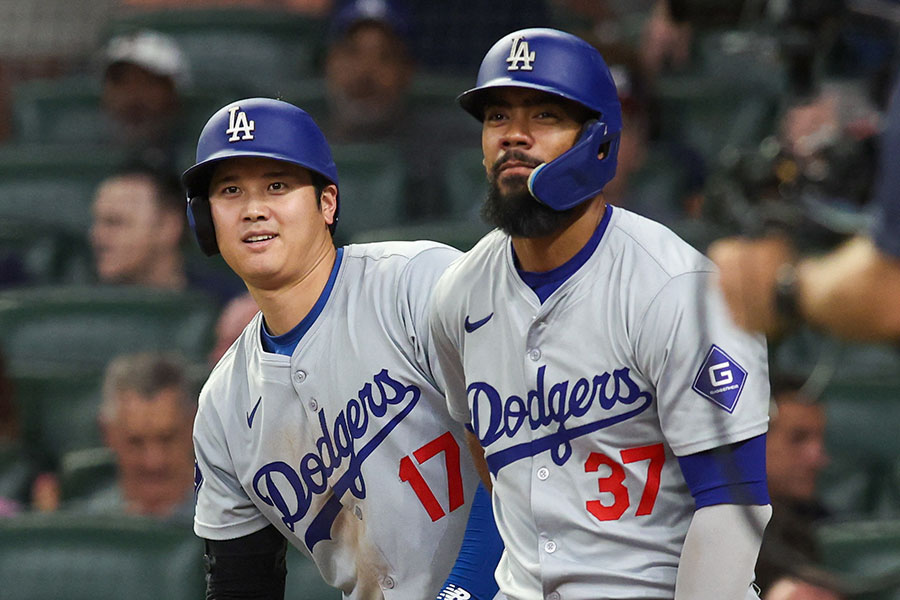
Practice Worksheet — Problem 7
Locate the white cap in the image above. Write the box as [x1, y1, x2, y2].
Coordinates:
[103, 30, 191, 90]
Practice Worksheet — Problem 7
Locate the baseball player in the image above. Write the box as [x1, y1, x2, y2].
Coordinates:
[184, 98, 502, 599]
[429, 29, 773, 600]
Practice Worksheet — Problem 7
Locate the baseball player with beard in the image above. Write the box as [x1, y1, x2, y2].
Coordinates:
[429, 29, 773, 600]
[185, 98, 502, 600]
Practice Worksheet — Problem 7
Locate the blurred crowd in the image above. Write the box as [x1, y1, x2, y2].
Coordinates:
[0, 0, 899, 598]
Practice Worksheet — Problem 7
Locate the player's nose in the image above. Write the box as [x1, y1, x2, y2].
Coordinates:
[500, 115, 534, 149]
[241, 190, 271, 221]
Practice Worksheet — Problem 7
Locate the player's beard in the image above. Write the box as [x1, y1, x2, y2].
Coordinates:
[482, 151, 577, 238]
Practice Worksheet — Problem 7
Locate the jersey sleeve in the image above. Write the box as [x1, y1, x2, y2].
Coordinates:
[633, 270, 770, 456]
[397, 244, 462, 393]
[193, 388, 271, 540]
[428, 264, 471, 425]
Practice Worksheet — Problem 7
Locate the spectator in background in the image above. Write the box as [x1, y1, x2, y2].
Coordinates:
[207, 292, 259, 367]
[756, 376, 842, 600]
[90, 162, 244, 307]
[600, 55, 706, 227]
[321, 0, 476, 222]
[100, 30, 191, 169]
[65, 352, 197, 522]
[709, 67, 900, 341]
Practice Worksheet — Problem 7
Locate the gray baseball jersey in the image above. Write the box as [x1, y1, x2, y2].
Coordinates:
[430, 207, 770, 600]
[194, 241, 481, 600]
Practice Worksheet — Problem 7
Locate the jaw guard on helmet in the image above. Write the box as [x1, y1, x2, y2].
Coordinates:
[182, 98, 339, 256]
[458, 28, 622, 211]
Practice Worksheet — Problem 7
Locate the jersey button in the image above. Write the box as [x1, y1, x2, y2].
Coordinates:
[528, 348, 541, 361]
[381, 576, 395, 590]
[293, 370, 307, 383]
[308, 398, 319, 411]
[547, 592, 561, 600]
[544, 540, 557, 553]
[354, 506, 363, 520]
[537, 467, 549, 480]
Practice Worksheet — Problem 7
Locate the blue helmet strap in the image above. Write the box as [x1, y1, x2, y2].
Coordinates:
[527, 119, 620, 211]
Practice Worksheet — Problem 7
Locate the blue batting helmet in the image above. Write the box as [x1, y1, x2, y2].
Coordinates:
[182, 98, 339, 256]
[458, 28, 622, 211]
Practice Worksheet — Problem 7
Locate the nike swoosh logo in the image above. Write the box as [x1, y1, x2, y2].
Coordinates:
[246, 396, 262, 428]
[464, 313, 494, 333]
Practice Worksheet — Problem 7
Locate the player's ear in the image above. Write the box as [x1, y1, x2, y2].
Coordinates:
[319, 184, 338, 226]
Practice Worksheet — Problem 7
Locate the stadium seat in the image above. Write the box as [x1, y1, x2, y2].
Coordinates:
[329, 143, 409, 244]
[349, 219, 491, 252]
[0, 441, 32, 507]
[818, 378, 900, 518]
[0, 285, 219, 373]
[10, 76, 237, 146]
[442, 146, 488, 220]
[0, 217, 93, 285]
[0, 144, 120, 235]
[0, 513, 205, 600]
[105, 8, 327, 95]
[816, 518, 900, 600]
[11, 366, 104, 470]
[58, 446, 118, 505]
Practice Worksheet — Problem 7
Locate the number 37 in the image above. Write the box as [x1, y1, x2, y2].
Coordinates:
[585, 443, 666, 521]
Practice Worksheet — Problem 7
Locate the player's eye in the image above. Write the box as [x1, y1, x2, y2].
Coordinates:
[484, 110, 507, 123]
[219, 185, 240, 195]
[535, 110, 559, 121]
[268, 181, 287, 192]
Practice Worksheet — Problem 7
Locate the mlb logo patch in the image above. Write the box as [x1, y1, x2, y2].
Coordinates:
[691, 345, 747, 413]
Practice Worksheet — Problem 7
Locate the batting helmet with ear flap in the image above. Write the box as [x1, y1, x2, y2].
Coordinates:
[182, 98, 339, 256]
[458, 28, 622, 211]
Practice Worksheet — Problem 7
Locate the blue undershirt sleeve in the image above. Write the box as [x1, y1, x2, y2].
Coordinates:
[676, 433, 770, 509]
[437, 482, 503, 600]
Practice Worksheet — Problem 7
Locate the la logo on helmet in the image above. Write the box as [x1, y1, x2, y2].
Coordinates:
[226, 106, 255, 142]
[506, 37, 535, 71]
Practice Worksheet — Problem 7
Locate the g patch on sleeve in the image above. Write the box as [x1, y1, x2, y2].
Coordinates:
[691, 345, 747, 413]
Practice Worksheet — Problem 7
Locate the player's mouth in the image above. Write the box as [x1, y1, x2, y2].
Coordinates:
[242, 232, 278, 247]
[493, 151, 542, 178]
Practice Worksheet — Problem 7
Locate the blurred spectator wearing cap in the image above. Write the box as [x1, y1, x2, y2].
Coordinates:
[100, 30, 191, 167]
[324, 0, 415, 142]
[321, 0, 477, 221]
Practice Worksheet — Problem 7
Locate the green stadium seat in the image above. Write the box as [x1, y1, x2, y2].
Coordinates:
[0, 218, 93, 285]
[11, 76, 237, 146]
[816, 518, 900, 600]
[443, 146, 488, 219]
[285, 545, 342, 600]
[0, 513, 205, 600]
[0, 285, 219, 373]
[106, 8, 327, 95]
[349, 219, 491, 252]
[11, 77, 108, 145]
[0, 441, 33, 506]
[0, 144, 120, 235]
[58, 446, 118, 505]
[329, 143, 409, 244]
[11, 366, 104, 470]
[818, 379, 900, 518]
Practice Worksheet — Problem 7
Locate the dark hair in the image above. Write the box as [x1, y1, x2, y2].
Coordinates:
[108, 159, 184, 215]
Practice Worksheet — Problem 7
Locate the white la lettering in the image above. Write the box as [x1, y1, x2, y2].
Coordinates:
[506, 37, 536, 71]
[226, 106, 255, 142]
